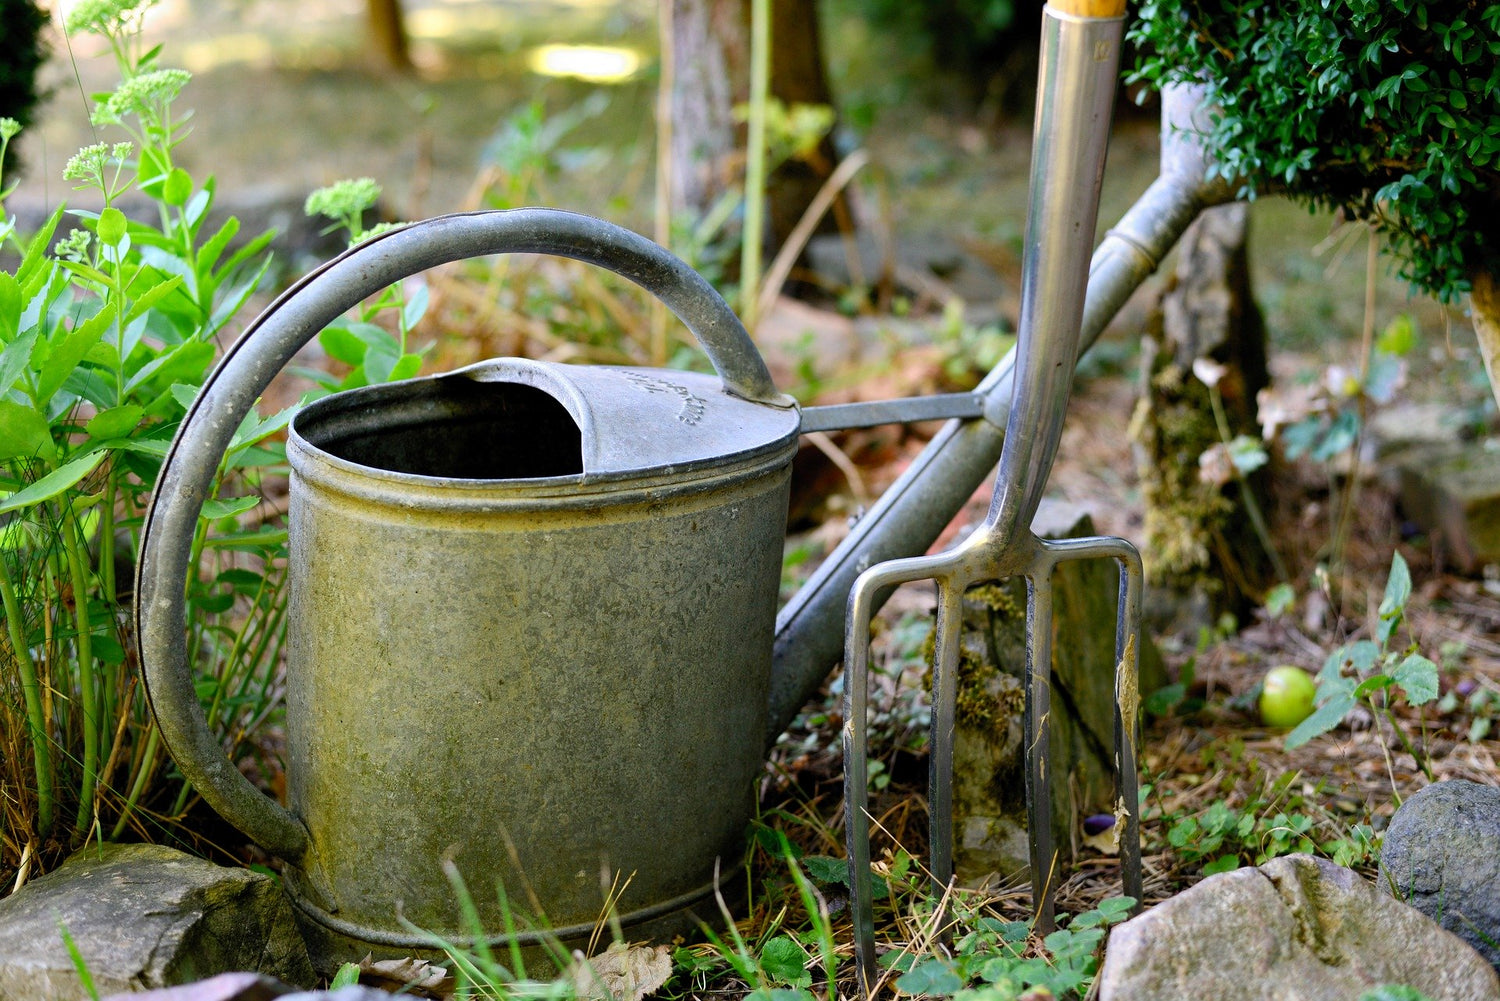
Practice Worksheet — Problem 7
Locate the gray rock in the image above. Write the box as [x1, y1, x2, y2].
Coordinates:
[1380, 780, 1500, 971]
[1098, 854, 1500, 1001]
[952, 501, 1167, 884]
[0, 843, 314, 1000]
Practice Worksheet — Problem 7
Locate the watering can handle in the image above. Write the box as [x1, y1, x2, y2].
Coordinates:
[135, 208, 791, 863]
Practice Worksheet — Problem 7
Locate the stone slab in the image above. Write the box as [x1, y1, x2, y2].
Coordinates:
[1394, 439, 1500, 573]
[1098, 854, 1500, 1001]
[0, 843, 313, 1000]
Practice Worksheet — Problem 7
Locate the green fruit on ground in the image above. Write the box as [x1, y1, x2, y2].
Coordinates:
[1260, 665, 1317, 729]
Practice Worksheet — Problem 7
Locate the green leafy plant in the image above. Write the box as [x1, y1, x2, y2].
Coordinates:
[680, 829, 843, 1001]
[300, 178, 427, 392]
[1164, 799, 1316, 875]
[0, 1, 421, 888]
[1128, 1, 1500, 303]
[1146, 768, 1381, 875]
[1257, 310, 1419, 586]
[1284, 553, 1439, 785]
[1437, 675, 1500, 744]
[0, 0, 285, 868]
[934, 299, 1015, 389]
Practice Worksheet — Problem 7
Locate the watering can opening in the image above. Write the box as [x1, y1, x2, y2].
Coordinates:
[296, 376, 585, 481]
[290, 356, 801, 493]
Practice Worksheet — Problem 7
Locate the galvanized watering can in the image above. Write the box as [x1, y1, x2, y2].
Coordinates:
[137, 211, 808, 964]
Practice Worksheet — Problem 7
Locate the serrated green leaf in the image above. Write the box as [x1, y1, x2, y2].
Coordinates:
[0, 326, 40, 399]
[0, 272, 20, 341]
[759, 935, 810, 987]
[123, 275, 186, 327]
[895, 958, 963, 997]
[800, 855, 848, 886]
[124, 340, 214, 395]
[1392, 653, 1439, 705]
[37, 303, 116, 406]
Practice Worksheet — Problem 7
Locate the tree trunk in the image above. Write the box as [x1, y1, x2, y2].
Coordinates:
[663, 0, 836, 246]
[1471, 270, 1500, 412]
[764, 0, 840, 246]
[665, 0, 747, 221]
[366, 0, 412, 73]
[1130, 202, 1272, 623]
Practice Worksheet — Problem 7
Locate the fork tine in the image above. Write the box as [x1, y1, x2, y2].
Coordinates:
[845, 556, 952, 997]
[926, 578, 965, 947]
[1113, 544, 1145, 911]
[1023, 566, 1057, 934]
[928, 580, 963, 896]
[843, 572, 881, 997]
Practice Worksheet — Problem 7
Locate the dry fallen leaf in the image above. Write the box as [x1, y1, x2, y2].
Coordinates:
[356, 954, 456, 997]
[569, 941, 673, 1001]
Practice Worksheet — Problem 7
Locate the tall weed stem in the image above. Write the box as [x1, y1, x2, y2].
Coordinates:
[1, 556, 55, 834]
[62, 511, 98, 839]
[739, 0, 770, 330]
[1207, 385, 1289, 584]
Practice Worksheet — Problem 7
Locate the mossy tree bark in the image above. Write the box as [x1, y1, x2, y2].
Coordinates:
[1471, 270, 1500, 413]
[1130, 202, 1272, 621]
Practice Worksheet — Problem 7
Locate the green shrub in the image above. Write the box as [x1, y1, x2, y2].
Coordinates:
[1128, 1, 1500, 302]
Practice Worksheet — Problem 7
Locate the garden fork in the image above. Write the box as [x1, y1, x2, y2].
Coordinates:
[842, 0, 1141, 991]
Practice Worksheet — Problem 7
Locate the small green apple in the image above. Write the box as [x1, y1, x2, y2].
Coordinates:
[1260, 665, 1316, 728]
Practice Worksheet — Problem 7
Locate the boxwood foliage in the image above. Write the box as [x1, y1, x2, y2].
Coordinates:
[1128, 1, 1500, 303]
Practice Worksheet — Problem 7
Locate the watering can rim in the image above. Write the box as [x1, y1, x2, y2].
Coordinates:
[288, 356, 802, 494]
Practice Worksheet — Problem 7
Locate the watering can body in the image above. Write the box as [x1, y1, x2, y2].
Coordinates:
[136, 211, 802, 969]
[282, 361, 798, 954]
